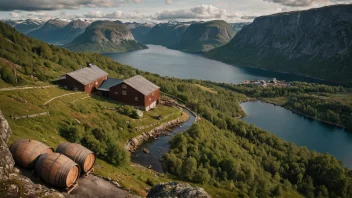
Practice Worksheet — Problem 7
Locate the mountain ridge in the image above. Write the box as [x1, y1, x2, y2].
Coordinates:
[206, 4, 352, 85]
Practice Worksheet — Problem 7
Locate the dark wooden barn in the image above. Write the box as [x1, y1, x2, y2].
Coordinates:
[58, 63, 108, 94]
[109, 75, 160, 111]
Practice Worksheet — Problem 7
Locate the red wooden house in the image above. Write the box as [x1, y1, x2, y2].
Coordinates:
[58, 63, 108, 94]
[109, 75, 160, 111]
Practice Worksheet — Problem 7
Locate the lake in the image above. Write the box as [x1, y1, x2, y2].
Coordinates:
[103, 45, 330, 84]
[241, 101, 352, 168]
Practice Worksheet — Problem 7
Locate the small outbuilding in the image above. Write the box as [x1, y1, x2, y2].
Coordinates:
[58, 63, 108, 94]
[109, 75, 160, 111]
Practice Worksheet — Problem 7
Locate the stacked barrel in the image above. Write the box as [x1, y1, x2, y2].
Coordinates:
[9, 139, 95, 189]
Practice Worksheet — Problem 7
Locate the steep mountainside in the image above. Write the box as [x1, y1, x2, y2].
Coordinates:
[142, 23, 189, 47]
[170, 20, 236, 53]
[207, 4, 352, 85]
[15, 19, 44, 34]
[231, 22, 251, 31]
[65, 20, 147, 53]
[27, 19, 69, 44]
[126, 22, 154, 42]
[57, 19, 90, 44]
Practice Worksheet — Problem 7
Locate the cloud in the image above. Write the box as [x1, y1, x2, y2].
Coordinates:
[0, 0, 119, 11]
[165, 0, 173, 5]
[155, 4, 239, 21]
[263, 0, 351, 7]
[82, 10, 147, 20]
[10, 12, 20, 18]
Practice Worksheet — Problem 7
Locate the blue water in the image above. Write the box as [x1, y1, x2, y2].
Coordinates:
[241, 101, 352, 168]
[103, 45, 330, 84]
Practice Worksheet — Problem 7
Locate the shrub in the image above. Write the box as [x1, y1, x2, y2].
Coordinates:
[60, 125, 83, 143]
[106, 141, 130, 166]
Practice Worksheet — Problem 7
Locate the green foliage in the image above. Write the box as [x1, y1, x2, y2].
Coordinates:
[107, 141, 130, 166]
[115, 105, 140, 119]
[0, 67, 16, 85]
[59, 125, 83, 143]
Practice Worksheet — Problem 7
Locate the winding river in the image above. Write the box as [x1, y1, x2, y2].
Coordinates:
[131, 110, 196, 172]
[102, 45, 352, 169]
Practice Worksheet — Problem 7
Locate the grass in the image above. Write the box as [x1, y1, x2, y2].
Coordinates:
[194, 84, 218, 94]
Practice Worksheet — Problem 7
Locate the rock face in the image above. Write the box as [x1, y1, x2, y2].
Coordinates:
[147, 182, 211, 198]
[0, 110, 63, 198]
[142, 22, 189, 47]
[170, 20, 236, 53]
[207, 4, 352, 85]
[126, 22, 155, 42]
[65, 20, 147, 53]
[28, 19, 69, 43]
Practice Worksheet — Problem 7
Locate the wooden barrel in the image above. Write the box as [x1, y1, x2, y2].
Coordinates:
[9, 139, 54, 168]
[56, 142, 96, 173]
[35, 153, 80, 188]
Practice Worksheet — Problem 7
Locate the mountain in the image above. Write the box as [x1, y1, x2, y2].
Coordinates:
[231, 22, 251, 32]
[15, 19, 45, 34]
[126, 22, 154, 42]
[207, 4, 352, 85]
[65, 20, 147, 53]
[27, 19, 69, 44]
[169, 20, 236, 53]
[57, 19, 90, 44]
[142, 22, 190, 47]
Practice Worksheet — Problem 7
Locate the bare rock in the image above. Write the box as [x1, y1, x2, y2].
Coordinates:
[147, 182, 211, 198]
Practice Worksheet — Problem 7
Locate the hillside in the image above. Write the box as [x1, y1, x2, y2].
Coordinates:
[207, 4, 352, 85]
[27, 19, 69, 44]
[170, 20, 236, 53]
[141, 22, 189, 47]
[65, 20, 147, 53]
[0, 21, 352, 198]
[126, 22, 154, 42]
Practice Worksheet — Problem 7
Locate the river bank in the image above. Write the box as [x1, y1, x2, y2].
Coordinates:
[125, 107, 190, 152]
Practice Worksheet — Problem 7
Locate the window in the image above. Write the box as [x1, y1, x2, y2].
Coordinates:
[114, 92, 118, 95]
[135, 97, 138, 101]
[149, 98, 151, 101]
[152, 92, 154, 96]
[122, 91, 127, 95]
[95, 81, 98, 85]
[122, 85, 127, 89]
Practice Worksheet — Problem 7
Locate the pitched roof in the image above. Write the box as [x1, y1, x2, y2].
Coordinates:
[66, 64, 108, 85]
[124, 75, 160, 95]
[97, 78, 123, 91]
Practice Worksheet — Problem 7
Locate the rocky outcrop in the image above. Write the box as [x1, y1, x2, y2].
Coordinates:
[65, 20, 147, 53]
[207, 4, 352, 85]
[170, 20, 236, 53]
[0, 110, 63, 198]
[147, 182, 211, 198]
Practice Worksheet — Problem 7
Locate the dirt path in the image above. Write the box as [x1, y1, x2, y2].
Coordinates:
[0, 85, 56, 92]
[62, 175, 139, 198]
[43, 92, 81, 105]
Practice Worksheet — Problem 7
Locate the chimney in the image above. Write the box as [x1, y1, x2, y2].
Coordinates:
[87, 63, 92, 67]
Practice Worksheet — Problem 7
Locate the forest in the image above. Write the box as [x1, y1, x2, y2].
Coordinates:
[1, 21, 352, 197]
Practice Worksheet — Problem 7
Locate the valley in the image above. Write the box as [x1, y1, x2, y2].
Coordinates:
[0, 2, 352, 198]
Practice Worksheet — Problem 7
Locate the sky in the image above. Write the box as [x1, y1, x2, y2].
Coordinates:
[0, 0, 351, 23]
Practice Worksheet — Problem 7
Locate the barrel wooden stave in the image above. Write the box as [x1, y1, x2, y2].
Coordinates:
[35, 153, 80, 188]
[56, 142, 96, 173]
[9, 139, 53, 168]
